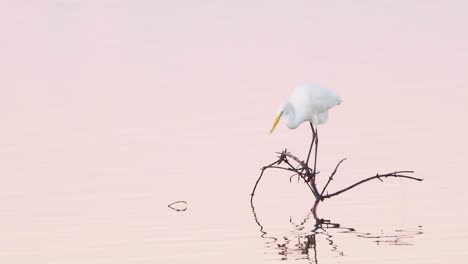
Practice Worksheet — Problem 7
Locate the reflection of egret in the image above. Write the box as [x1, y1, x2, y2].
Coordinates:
[270, 84, 342, 175]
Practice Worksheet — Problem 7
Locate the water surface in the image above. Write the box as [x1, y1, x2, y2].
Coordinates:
[1, 1, 468, 263]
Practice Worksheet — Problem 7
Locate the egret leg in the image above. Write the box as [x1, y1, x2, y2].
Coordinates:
[305, 123, 317, 184]
[313, 127, 319, 179]
[305, 122, 316, 169]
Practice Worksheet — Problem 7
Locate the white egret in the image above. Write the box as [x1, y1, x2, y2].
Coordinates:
[270, 84, 342, 176]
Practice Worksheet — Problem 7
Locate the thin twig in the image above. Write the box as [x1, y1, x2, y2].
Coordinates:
[283, 158, 317, 197]
[279, 150, 317, 184]
[277, 151, 307, 168]
[251, 156, 287, 202]
[261, 157, 283, 170]
[320, 158, 347, 197]
[281, 151, 321, 177]
[251, 167, 269, 202]
[289, 174, 299, 183]
[268, 166, 298, 172]
[168, 201, 188, 211]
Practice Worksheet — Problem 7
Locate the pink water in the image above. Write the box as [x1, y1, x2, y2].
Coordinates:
[1, 1, 468, 263]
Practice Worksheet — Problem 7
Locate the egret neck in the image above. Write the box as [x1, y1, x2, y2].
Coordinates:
[282, 102, 302, 129]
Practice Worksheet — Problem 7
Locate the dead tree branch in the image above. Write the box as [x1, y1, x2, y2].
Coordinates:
[251, 149, 423, 218]
[320, 158, 346, 197]
[320, 171, 422, 200]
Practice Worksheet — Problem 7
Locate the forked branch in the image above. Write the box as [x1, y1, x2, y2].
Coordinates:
[320, 158, 347, 197]
[251, 150, 423, 217]
[250, 150, 316, 203]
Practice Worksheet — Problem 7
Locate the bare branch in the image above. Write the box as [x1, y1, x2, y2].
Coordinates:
[250, 167, 268, 203]
[276, 149, 320, 182]
[277, 151, 307, 168]
[283, 158, 317, 197]
[251, 152, 318, 202]
[320, 158, 347, 197]
[251, 154, 303, 201]
[253, 147, 422, 219]
[321, 171, 422, 200]
[268, 166, 298, 173]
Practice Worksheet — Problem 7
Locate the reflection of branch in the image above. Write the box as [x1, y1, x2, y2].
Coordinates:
[354, 227, 424, 246]
[250, 199, 424, 263]
[251, 198, 348, 262]
[320, 230, 344, 256]
[250, 196, 278, 244]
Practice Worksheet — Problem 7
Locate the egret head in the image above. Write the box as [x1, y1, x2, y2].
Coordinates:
[270, 103, 287, 134]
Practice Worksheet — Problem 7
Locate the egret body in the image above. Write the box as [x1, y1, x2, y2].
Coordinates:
[270, 84, 342, 176]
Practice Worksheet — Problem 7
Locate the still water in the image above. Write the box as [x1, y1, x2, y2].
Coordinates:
[2, 1, 468, 263]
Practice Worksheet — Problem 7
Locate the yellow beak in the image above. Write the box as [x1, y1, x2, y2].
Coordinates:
[270, 111, 283, 134]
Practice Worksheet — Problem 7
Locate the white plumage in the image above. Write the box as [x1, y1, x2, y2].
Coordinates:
[270, 84, 341, 132]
